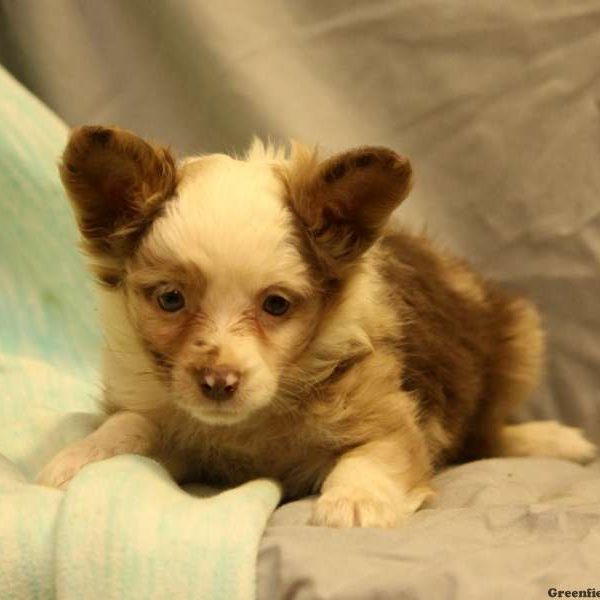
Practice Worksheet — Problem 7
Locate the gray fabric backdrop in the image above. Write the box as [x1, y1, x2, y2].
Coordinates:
[1, 0, 599, 442]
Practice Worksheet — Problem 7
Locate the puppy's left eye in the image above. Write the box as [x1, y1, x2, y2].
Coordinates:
[157, 289, 185, 312]
[262, 294, 290, 316]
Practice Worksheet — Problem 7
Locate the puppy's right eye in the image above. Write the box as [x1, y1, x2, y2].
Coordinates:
[157, 289, 185, 312]
[262, 294, 291, 316]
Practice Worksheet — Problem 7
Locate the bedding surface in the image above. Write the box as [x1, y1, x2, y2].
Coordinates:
[258, 458, 600, 599]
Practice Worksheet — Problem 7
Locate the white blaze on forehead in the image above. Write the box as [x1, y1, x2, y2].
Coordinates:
[144, 154, 309, 293]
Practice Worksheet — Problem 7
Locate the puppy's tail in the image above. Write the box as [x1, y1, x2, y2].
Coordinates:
[497, 421, 597, 464]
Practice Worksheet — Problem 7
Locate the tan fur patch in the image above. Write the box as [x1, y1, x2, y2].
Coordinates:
[441, 255, 487, 304]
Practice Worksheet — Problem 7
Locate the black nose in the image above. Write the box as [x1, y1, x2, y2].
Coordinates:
[196, 366, 240, 402]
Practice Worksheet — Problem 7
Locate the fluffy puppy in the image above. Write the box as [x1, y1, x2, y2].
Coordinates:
[37, 126, 596, 528]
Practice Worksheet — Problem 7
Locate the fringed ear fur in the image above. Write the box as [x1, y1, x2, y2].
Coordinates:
[60, 125, 179, 260]
[282, 144, 413, 278]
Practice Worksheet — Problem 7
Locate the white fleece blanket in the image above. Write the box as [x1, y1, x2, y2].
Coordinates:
[0, 66, 281, 600]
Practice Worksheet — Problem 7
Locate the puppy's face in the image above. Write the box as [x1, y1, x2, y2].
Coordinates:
[60, 127, 412, 425]
[125, 156, 323, 424]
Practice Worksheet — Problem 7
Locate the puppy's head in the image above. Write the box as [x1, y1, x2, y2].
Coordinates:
[61, 127, 412, 425]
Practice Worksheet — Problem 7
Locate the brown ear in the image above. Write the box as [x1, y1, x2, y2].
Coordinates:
[285, 146, 413, 276]
[60, 125, 178, 257]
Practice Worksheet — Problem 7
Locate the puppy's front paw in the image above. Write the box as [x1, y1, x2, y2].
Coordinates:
[36, 439, 118, 489]
[310, 486, 400, 528]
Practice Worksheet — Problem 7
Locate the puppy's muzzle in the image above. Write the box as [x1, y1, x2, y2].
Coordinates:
[195, 365, 240, 402]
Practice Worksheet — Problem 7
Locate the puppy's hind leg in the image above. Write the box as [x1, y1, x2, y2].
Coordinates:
[498, 421, 597, 465]
[487, 298, 596, 465]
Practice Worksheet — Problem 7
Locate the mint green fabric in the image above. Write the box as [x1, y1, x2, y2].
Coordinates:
[0, 67, 98, 420]
[0, 66, 281, 600]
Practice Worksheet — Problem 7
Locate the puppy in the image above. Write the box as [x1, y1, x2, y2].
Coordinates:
[37, 126, 596, 528]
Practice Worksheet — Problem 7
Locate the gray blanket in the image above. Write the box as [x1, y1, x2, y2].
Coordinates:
[259, 458, 600, 599]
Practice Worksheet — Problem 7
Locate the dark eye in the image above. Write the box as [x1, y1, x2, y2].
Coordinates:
[157, 289, 185, 312]
[262, 294, 290, 316]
